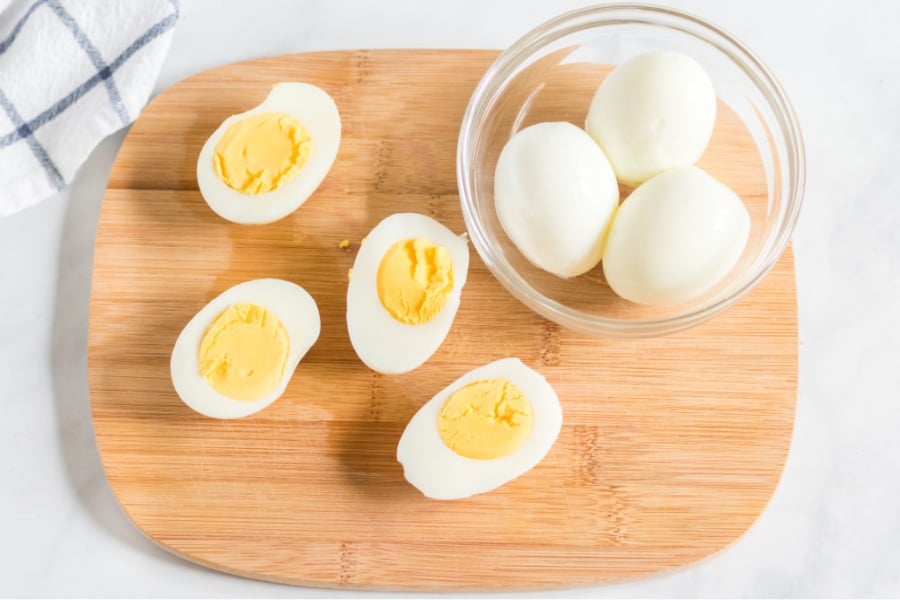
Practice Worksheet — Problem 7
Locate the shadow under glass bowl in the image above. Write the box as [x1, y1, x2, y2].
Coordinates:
[457, 3, 805, 338]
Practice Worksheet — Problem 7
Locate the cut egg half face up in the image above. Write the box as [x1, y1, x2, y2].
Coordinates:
[346, 213, 470, 375]
[197, 82, 341, 224]
[398, 358, 563, 500]
[170, 279, 321, 419]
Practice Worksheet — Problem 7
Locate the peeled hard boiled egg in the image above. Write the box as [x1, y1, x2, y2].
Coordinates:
[494, 121, 619, 278]
[170, 278, 321, 419]
[346, 213, 469, 375]
[397, 358, 562, 500]
[585, 51, 716, 185]
[602, 166, 750, 305]
[197, 82, 341, 224]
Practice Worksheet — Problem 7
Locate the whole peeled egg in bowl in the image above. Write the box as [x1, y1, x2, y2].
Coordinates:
[457, 4, 804, 338]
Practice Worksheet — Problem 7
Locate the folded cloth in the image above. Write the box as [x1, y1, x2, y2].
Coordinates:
[0, 0, 178, 217]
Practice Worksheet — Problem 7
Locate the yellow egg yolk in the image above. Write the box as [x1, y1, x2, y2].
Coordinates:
[198, 302, 289, 401]
[213, 112, 312, 194]
[376, 238, 454, 325]
[438, 379, 534, 460]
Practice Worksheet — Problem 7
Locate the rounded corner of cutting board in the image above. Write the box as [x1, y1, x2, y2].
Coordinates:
[88, 49, 798, 591]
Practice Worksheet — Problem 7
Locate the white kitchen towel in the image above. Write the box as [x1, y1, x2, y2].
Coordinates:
[0, 0, 178, 217]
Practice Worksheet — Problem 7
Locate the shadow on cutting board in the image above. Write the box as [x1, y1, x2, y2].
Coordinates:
[49, 133, 189, 568]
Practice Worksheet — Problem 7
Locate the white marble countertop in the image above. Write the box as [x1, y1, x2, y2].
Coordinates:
[2, 0, 898, 597]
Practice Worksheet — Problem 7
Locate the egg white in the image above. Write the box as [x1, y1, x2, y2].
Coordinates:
[170, 278, 321, 419]
[346, 213, 470, 375]
[602, 166, 750, 305]
[397, 358, 563, 500]
[196, 82, 341, 224]
[585, 50, 717, 185]
[494, 121, 619, 278]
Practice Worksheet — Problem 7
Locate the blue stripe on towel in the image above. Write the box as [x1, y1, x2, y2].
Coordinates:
[0, 88, 64, 190]
[0, 0, 49, 55]
[46, 0, 129, 125]
[109, 9, 178, 73]
[0, 7, 177, 148]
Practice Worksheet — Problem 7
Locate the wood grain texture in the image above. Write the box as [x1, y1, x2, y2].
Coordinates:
[87, 50, 797, 591]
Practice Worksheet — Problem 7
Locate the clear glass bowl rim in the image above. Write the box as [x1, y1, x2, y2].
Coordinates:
[456, 2, 806, 338]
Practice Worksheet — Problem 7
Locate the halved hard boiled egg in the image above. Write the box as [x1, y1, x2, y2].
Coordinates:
[346, 213, 470, 375]
[397, 358, 562, 500]
[197, 83, 341, 224]
[170, 278, 321, 419]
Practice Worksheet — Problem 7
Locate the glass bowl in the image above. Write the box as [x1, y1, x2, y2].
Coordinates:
[457, 3, 805, 338]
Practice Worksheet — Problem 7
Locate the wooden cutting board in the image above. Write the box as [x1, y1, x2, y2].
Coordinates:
[87, 50, 797, 591]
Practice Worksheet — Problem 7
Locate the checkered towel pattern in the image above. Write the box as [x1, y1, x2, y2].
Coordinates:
[0, 0, 178, 217]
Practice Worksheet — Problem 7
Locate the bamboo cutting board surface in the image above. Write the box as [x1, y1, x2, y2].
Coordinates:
[87, 50, 797, 591]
